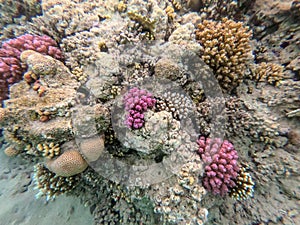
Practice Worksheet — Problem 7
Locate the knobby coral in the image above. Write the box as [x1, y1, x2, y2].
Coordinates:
[197, 136, 240, 196]
[123, 87, 156, 129]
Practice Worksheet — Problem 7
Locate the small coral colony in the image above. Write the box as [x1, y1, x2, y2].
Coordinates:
[1, 0, 297, 224]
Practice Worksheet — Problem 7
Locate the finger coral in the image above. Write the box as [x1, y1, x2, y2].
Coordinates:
[123, 87, 156, 129]
[46, 150, 88, 177]
[196, 18, 252, 92]
[0, 34, 62, 102]
[197, 136, 240, 196]
[254, 62, 284, 86]
[229, 164, 255, 200]
[33, 163, 81, 201]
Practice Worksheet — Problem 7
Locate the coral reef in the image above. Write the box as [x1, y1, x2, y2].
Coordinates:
[197, 136, 240, 196]
[0, 34, 62, 102]
[196, 18, 252, 92]
[0, 0, 299, 225]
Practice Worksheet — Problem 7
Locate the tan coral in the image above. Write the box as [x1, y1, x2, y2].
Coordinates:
[254, 62, 284, 86]
[36, 142, 60, 159]
[196, 18, 252, 92]
[0, 107, 5, 123]
[46, 150, 88, 176]
[79, 135, 105, 162]
[4, 146, 20, 157]
[33, 163, 80, 201]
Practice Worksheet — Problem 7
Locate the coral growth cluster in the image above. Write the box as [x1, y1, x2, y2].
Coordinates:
[155, 91, 193, 120]
[123, 87, 156, 129]
[0, 34, 62, 102]
[229, 164, 255, 200]
[197, 136, 239, 196]
[33, 163, 81, 201]
[196, 18, 252, 91]
[254, 62, 284, 86]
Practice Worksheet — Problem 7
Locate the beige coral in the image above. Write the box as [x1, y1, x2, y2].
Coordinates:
[33, 163, 80, 201]
[46, 150, 88, 176]
[79, 135, 105, 162]
[196, 18, 252, 92]
[4, 146, 20, 157]
[254, 62, 284, 86]
[0, 107, 5, 122]
[36, 142, 60, 159]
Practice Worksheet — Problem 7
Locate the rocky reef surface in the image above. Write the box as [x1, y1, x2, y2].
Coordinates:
[0, 0, 299, 225]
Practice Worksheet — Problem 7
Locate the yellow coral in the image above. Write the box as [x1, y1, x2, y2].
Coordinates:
[229, 165, 255, 200]
[36, 142, 60, 159]
[46, 150, 88, 176]
[254, 62, 284, 86]
[196, 18, 252, 91]
[79, 135, 105, 162]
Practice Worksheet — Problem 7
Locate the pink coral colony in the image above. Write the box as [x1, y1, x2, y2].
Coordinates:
[0, 34, 62, 103]
[123, 87, 156, 129]
[197, 136, 240, 196]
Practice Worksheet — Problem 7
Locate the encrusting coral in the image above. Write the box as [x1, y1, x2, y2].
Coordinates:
[196, 18, 252, 92]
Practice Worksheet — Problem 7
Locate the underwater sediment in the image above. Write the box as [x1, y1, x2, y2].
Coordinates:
[0, 0, 299, 225]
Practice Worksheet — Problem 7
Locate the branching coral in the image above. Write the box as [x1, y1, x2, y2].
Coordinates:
[196, 18, 252, 92]
[33, 163, 81, 201]
[254, 62, 284, 86]
[229, 164, 255, 200]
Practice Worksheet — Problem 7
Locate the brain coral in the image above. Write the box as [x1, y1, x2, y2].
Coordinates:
[46, 150, 88, 177]
[196, 18, 252, 92]
[79, 135, 105, 163]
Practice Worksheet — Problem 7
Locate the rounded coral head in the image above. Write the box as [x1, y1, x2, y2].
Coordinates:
[46, 150, 88, 177]
[197, 136, 240, 196]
